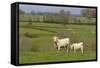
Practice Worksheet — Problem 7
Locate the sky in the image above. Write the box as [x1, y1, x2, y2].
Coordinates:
[19, 4, 87, 15]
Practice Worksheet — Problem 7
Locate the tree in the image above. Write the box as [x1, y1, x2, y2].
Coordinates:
[30, 10, 35, 15]
[19, 9, 25, 15]
[81, 8, 96, 19]
[59, 10, 70, 27]
[91, 9, 96, 18]
[66, 11, 70, 23]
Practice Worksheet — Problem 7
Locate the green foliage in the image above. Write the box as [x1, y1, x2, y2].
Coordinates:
[81, 8, 96, 19]
[24, 32, 32, 38]
[58, 10, 70, 26]
[24, 32, 38, 38]
[19, 37, 32, 51]
[30, 44, 39, 52]
[19, 15, 96, 25]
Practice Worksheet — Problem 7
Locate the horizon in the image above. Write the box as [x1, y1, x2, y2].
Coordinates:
[19, 4, 87, 16]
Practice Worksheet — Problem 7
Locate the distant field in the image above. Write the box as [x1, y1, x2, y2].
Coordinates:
[19, 22, 96, 64]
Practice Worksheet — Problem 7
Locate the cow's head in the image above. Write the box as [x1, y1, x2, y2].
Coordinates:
[53, 36, 59, 49]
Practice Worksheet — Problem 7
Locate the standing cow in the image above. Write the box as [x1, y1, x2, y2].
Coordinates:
[53, 36, 70, 52]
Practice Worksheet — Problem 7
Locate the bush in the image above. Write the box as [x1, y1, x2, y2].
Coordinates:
[24, 32, 38, 38]
[24, 32, 32, 38]
[19, 37, 32, 51]
[30, 44, 38, 52]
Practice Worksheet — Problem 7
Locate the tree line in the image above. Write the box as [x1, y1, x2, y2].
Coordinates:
[19, 8, 96, 26]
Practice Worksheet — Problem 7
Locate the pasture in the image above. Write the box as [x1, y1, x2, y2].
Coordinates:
[19, 22, 96, 64]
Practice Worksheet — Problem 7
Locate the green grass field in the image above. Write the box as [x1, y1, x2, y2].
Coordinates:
[19, 22, 96, 64]
[19, 51, 96, 64]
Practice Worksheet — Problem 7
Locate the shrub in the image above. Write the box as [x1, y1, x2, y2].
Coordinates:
[30, 44, 38, 52]
[24, 32, 38, 38]
[19, 37, 32, 51]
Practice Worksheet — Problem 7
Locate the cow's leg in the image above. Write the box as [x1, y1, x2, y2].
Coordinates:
[54, 42, 58, 49]
[66, 45, 68, 52]
[58, 46, 60, 50]
[81, 48, 83, 54]
[74, 48, 76, 53]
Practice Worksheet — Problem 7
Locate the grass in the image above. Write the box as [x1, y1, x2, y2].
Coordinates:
[19, 22, 96, 64]
[19, 51, 96, 64]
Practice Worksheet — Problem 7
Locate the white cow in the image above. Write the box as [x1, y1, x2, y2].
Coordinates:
[53, 36, 70, 52]
[71, 42, 83, 53]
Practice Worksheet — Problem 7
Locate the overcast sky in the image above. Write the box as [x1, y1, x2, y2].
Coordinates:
[19, 4, 88, 15]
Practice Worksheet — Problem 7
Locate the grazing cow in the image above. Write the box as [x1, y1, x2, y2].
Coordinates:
[53, 36, 70, 52]
[71, 42, 83, 54]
